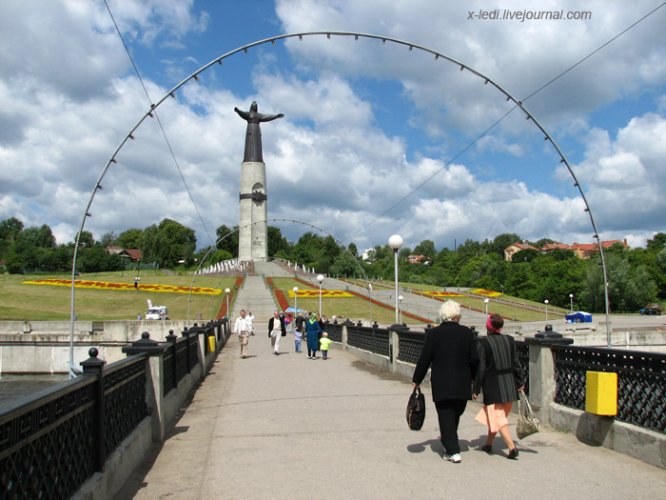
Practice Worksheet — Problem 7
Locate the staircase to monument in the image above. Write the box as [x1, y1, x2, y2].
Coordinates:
[230, 275, 278, 330]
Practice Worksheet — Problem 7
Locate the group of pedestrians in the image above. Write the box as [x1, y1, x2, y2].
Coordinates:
[233, 309, 332, 359]
[412, 300, 523, 464]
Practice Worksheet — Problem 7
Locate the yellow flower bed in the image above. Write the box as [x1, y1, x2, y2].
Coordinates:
[288, 290, 353, 298]
[421, 291, 465, 298]
[23, 279, 222, 296]
[471, 288, 502, 298]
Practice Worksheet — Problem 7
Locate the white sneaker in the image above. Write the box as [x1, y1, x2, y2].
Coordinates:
[446, 453, 462, 463]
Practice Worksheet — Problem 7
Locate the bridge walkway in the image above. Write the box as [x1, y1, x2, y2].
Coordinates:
[115, 335, 666, 499]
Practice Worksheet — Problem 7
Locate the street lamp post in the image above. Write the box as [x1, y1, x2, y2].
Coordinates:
[484, 298, 489, 315]
[569, 293, 574, 313]
[544, 299, 549, 322]
[368, 283, 373, 323]
[388, 234, 404, 324]
[316, 274, 324, 317]
[293, 286, 299, 314]
[398, 295, 404, 324]
[224, 288, 231, 318]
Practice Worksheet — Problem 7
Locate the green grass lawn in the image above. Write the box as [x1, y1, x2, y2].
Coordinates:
[337, 278, 567, 322]
[270, 277, 401, 324]
[0, 272, 237, 321]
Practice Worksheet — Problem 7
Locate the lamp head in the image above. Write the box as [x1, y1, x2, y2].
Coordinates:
[388, 234, 404, 250]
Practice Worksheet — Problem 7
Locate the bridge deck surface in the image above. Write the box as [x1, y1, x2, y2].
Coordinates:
[117, 331, 666, 499]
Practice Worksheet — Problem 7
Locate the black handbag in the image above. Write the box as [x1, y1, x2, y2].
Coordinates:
[406, 387, 426, 430]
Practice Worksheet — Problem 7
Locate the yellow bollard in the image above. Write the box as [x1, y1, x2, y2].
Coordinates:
[585, 371, 617, 416]
[207, 336, 216, 353]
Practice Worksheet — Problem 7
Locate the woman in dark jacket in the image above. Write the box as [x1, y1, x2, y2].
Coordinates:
[304, 312, 323, 359]
[412, 300, 479, 464]
[473, 313, 523, 459]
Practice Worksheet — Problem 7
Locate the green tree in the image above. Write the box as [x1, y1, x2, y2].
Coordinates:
[117, 228, 143, 249]
[146, 218, 196, 267]
[77, 230, 95, 248]
[330, 251, 360, 277]
[267, 226, 290, 258]
[215, 225, 239, 257]
[491, 233, 521, 256]
[100, 231, 117, 247]
[0, 217, 24, 254]
[413, 239, 436, 260]
[647, 233, 666, 251]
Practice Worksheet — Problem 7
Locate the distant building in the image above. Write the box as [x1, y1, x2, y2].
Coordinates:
[504, 242, 538, 261]
[504, 239, 628, 261]
[407, 254, 429, 265]
[106, 246, 142, 262]
[570, 239, 628, 259]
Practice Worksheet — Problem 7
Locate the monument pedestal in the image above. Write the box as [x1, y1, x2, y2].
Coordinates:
[238, 161, 267, 262]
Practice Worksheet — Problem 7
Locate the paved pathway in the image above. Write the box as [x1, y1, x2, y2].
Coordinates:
[117, 337, 665, 500]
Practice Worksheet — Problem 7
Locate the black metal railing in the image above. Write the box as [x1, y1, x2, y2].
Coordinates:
[325, 322, 343, 343]
[102, 355, 148, 457]
[346, 323, 390, 356]
[187, 332, 199, 368]
[515, 340, 529, 396]
[552, 345, 666, 433]
[163, 347, 175, 394]
[0, 351, 149, 499]
[0, 377, 97, 499]
[397, 330, 425, 364]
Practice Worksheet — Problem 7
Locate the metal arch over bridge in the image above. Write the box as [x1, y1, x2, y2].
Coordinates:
[69, 31, 613, 375]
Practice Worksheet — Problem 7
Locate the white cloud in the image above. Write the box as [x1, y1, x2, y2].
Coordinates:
[0, 0, 663, 254]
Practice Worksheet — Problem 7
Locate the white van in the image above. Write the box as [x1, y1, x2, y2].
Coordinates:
[145, 299, 168, 320]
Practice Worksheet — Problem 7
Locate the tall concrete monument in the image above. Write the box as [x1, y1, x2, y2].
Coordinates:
[234, 101, 284, 262]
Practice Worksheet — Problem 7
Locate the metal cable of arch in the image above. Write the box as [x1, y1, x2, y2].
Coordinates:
[70, 25, 662, 374]
[102, 0, 215, 246]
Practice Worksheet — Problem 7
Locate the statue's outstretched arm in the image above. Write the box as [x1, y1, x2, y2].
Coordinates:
[234, 107, 250, 120]
[258, 112, 284, 122]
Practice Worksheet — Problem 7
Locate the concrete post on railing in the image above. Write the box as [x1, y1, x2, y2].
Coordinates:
[220, 318, 230, 346]
[388, 323, 409, 374]
[80, 347, 106, 472]
[525, 325, 573, 426]
[122, 332, 170, 442]
[341, 320, 352, 350]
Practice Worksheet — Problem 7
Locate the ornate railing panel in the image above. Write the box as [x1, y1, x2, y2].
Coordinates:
[162, 348, 175, 395]
[0, 378, 97, 499]
[175, 337, 189, 384]
[552, 345, 666, 432]
[347, 324, 389, 356]
[397, 330, 425, 364]
[515, 341, 529, 396]
[103, 355, 148, 457]
[187, 333, 199, 369]
[325, 322, 343, 343]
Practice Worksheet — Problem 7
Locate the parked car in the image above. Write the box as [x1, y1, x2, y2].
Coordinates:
[639, 304, 662, 315]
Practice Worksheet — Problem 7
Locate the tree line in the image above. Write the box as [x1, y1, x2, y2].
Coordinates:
[2, 216, 664, 313]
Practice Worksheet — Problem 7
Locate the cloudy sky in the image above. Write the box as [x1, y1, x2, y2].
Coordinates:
[1, 0, 664, 253]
